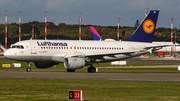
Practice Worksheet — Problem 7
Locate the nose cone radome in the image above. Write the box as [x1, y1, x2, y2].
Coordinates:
[4, 49, 12, 59]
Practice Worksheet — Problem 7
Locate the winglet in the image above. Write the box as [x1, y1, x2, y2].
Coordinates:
[126, 10, 159, 43]
[90, 26, 103, 41]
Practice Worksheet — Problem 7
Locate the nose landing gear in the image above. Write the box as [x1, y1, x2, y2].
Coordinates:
[26, 62, 32, 72]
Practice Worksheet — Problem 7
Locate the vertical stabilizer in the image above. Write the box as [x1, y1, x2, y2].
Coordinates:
[126, 10, 159, 43]
[90, 26, 103, 41]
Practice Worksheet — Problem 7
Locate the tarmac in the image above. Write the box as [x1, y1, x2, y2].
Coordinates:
[1, 71, 180, 82]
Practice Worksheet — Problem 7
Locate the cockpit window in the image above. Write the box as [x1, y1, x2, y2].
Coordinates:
[20, 46, 24, 49]
[11, 45, 17, 48]
[11, 45, 24, 49]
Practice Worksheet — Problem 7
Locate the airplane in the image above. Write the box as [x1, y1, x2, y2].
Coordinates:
[4, 10, 162, 73]
[153, 42, 180, 53]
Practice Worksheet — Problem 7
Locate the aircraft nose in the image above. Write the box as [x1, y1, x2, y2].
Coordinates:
[4, 49, 12, 59]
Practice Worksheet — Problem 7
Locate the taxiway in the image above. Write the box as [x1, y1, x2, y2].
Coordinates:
[1, 71, 180, 82]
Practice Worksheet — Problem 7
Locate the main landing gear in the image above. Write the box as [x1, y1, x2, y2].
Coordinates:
[26, 62, 32, 72]
[87, 67, 96, 73]
[87, 64, 97, 73]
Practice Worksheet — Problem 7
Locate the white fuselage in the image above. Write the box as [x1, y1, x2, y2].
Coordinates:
[153, 42, 180, 52]
[4, 40, 157, 63]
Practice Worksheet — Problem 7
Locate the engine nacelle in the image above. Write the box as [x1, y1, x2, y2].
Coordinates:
[64, 57, 85, 69]
[34, 62, 58, 69]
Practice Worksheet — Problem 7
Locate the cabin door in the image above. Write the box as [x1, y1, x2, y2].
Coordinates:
[30, 42, 37, 54]
[128, 44, 134, 50]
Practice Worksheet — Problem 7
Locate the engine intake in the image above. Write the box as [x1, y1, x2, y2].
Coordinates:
[64, 57, 85, 69]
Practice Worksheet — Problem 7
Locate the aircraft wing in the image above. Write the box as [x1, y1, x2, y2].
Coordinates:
[64, 50, 139, 58]
[143, 44, 173, 50]
[143, 44, 173, 53]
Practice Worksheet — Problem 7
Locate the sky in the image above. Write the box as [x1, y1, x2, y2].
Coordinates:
[0, 0, 180, 28]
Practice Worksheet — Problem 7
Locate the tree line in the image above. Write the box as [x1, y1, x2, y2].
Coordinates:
[0, 21, 180, 47]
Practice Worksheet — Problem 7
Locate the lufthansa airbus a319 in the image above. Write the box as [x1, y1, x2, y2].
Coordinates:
[4, 10, 163, 73]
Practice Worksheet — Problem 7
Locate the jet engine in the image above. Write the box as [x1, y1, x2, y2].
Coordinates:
[34, 62, 58, 69]
[64, 57, 85, 69]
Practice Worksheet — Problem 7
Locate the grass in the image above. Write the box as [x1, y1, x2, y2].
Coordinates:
[0, 79, 180, 101]
[1, 60, 180, 73]
[0, 60, 179, 68]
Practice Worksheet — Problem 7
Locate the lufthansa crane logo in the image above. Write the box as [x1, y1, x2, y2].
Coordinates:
[143, 19, 155, 34]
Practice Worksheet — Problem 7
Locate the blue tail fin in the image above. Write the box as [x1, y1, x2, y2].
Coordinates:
[126, 10, 159, 43]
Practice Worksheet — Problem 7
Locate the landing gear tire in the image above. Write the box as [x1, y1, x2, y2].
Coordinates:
[26, 68, 31, 72]
[67, 69, 75, 72]
[87, 67, 96, 73]
[26, 62, 32, 72]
